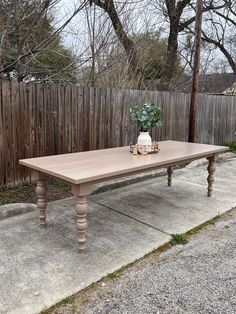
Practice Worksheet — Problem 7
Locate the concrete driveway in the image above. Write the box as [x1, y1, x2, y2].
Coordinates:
[0, 156, 236, 314]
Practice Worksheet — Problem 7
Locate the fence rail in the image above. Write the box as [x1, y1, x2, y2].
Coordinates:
[0, 81, 236, 188]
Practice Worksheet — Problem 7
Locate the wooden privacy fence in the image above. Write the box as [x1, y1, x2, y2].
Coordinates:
[0, 80, 236, 188]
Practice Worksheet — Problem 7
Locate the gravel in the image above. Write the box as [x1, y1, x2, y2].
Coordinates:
[49, 208, 236, 314]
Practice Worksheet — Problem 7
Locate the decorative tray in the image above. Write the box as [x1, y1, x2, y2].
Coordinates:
[130, 141, 160, 155]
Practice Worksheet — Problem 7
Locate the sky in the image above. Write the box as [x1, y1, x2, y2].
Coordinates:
[53, 0, 166, 48]
[52, 0, 233, 75]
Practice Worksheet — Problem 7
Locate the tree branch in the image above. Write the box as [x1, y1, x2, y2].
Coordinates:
[201, 30, 236, 74]
[90, 0, 142, 84]
[0, 0, 89, 75]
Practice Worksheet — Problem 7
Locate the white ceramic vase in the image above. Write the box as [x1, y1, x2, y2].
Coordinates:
[137, 131, 152, 146]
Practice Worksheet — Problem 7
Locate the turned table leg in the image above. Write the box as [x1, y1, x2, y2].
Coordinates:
[72, 184, 91, 251]
[36, 173, 47, 227]
[207, 155, 217, 197]
[167, 166, 173, 187]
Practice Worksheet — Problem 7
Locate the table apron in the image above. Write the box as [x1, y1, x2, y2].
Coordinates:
[88, 153, 217, 186]
[32, 153, 217, 187]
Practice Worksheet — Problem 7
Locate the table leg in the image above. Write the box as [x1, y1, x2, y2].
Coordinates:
[207, 155, 216, 197]
[72, 184, 91, 251]
[36, 173, 47, 227]
[167, 166, 173, 187]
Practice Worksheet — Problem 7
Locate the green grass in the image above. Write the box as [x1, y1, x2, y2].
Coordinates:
[186, 216, 219, 236]
[107, 269, 124, 279]
[170, 234, 189, 245]
[39, 296, 76, 314]
[170, 216, 219, 245]
[57, 295, 76, 306]
[225, 141, 236, 153]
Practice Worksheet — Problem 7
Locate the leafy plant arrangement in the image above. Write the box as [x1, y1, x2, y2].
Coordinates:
[130, 103, 163, 132]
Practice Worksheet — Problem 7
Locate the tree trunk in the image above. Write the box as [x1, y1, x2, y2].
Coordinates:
[91, 0, 143, 88]
[160, 22, 179, 90]
[188, 0, 203, 143]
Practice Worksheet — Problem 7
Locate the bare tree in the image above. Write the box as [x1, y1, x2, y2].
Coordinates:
[159, 0, 191, 89]
[152, 0, 229, 89]
[89, 0, 143, 86]
[201, 2, 236, 74]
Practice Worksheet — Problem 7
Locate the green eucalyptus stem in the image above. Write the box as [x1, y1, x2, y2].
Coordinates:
[130, 103, 163, 133]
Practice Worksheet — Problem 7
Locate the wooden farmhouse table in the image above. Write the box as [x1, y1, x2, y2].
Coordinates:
[19, 140, 228, 251]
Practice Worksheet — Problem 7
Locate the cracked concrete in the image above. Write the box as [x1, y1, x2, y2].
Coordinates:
[0, 156, 235, 314]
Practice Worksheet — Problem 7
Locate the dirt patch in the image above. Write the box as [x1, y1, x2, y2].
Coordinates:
[0, 179, 72, 205]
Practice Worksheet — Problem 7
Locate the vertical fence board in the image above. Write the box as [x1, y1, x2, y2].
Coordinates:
[89, 87, 95, 150]
[71, 85, 78, 153]
[64, 85, 72, 153]
[105, 88, 112, 148]
[77, 86, 84, 152]
[58, 85, 65, 154]
[83, 86, 89, 151]
[0, 81, 3, 187]
[11, 82, 19, 185]
[98, 88, 106, 149]
[2, 81, 12, 186]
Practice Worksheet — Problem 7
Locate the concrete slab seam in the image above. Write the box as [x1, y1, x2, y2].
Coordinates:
[92, 200, 171, 236]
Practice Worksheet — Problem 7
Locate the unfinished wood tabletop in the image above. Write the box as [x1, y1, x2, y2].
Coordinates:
[19, 140, 228, 185]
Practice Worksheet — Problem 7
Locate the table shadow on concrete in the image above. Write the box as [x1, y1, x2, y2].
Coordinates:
[0, 198, 169, 314]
